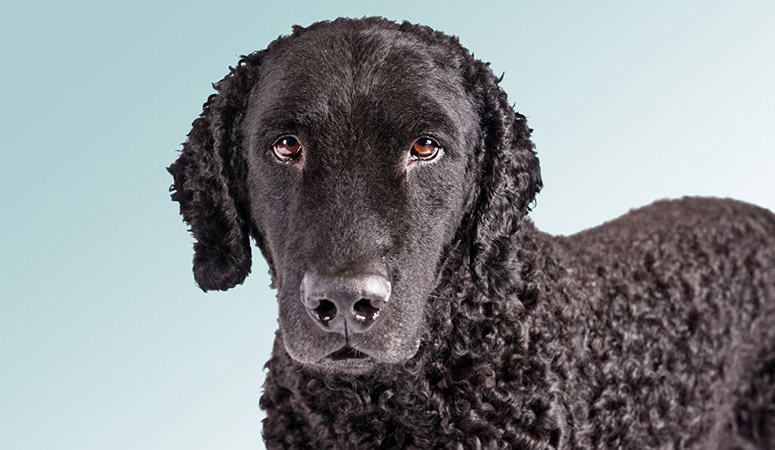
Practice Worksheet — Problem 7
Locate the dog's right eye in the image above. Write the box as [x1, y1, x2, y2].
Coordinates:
[409, 137, 442, 162]
[272, 136, 303, 161]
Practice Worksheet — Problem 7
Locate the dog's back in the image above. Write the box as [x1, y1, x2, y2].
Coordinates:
[556, 197, 775, 448]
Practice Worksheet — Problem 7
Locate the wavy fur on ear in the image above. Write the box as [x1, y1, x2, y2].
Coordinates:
[468, 63, 543, 298]
[168, 52, 264, 292]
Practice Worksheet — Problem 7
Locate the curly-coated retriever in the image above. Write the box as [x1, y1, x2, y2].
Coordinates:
[168, 17, 775, 450]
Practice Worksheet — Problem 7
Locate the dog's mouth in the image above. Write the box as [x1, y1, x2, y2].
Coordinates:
[311, 345, 376, 374]
[327, 346, 369, 361]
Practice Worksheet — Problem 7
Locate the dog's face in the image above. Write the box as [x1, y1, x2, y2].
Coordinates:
[169, 18, 541, 375]
[243, 27, 479, 371]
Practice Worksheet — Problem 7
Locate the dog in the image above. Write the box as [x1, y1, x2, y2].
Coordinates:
[169, 17, 775, 449]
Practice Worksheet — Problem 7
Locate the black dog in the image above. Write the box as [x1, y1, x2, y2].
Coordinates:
[169, 17, 775, 449]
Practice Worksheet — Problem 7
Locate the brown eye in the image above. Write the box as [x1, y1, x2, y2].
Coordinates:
[272, 136, 302, 161]
[410, 137, 441, 162]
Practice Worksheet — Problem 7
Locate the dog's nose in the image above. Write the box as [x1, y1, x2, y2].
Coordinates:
[301, 264, 391, 335]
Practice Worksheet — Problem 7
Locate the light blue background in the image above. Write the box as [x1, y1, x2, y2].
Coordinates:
[1, 1, 773, 449]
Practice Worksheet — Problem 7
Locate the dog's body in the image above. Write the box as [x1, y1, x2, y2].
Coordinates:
[169, 18, 775, 449]
[261, 198, 775, 449]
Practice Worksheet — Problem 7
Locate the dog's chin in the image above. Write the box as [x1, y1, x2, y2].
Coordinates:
[309, 349, 380, 375]
[285, 340, 421, 376]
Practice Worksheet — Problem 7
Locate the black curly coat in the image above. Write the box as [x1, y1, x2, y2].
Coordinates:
[169, 18, 775, 450]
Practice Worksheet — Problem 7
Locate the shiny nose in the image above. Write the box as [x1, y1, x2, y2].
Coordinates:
[301, 265, 391, 334]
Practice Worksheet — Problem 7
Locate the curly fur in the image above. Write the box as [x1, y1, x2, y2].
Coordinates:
[169, 17, 775, 449]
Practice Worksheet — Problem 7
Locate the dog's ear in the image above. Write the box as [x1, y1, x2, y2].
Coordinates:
[168, 54, 264, 292]
[468, 61, 542, 297]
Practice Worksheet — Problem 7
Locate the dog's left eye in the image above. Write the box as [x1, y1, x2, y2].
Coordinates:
[409, 137, 441, 162]
[272, 136, 303, 161]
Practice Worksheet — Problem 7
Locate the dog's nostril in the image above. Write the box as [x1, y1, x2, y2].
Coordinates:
[313, 299, 337, 326]
[353, 298, 380, 325]
[301, 267, 390, 334]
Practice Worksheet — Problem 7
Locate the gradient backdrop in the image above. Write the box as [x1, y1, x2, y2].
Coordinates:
[1, 1, 773, 449]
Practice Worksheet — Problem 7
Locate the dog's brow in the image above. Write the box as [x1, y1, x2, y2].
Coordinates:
[251, 92, 457, 141]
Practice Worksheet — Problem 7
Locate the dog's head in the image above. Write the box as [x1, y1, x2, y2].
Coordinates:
[169, 18, 541, 374]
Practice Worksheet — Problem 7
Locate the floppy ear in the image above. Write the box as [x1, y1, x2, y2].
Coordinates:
[468, 62, 542, 297]
[168, 53, 264, 292]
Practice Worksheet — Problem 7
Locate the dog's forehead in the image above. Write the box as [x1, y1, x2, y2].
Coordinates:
[247, 26, 472, 138]
[265, 26, 461, 93]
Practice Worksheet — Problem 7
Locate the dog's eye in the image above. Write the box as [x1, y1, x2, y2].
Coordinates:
[410, 137, 441, 162]
[272, 136, 302, 161]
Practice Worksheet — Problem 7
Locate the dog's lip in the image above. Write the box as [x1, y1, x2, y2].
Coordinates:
[305, 346, 377, 374]
[326, 345, 369, 361]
